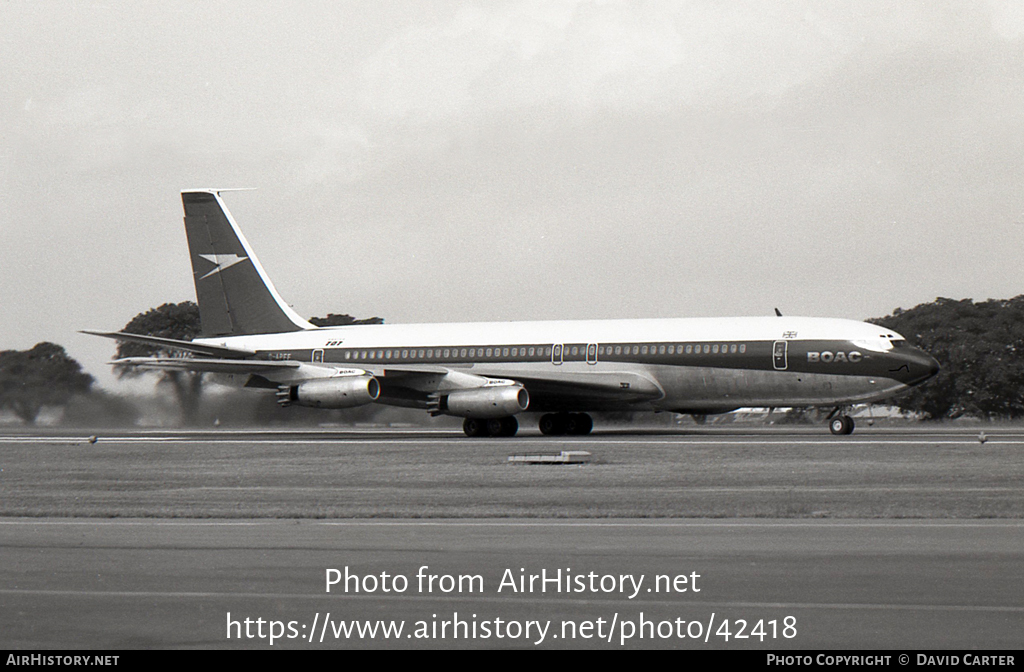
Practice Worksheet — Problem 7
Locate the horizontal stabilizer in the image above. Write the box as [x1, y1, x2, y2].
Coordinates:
[82, 330, 254, 358]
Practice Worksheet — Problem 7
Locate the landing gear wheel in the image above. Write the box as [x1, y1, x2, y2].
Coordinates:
[486, 416, 518, 437]
[829, 415, 855, 435]
[565, 413, 593, 436]
[540, 413, 592, 436]
[463, 418, 487, 437]
[539, 413, 566, 436]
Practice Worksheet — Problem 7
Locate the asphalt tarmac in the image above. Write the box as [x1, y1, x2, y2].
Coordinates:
[1, 518, 1021, 649]
[3, 425, 1023, 518]
[1, 426, 1022, 650]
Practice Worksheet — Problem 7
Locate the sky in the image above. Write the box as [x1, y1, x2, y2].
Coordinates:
[2, 0, 1024, 389]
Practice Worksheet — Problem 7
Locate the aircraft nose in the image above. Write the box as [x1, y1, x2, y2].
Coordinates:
[900, 348, 940, 385]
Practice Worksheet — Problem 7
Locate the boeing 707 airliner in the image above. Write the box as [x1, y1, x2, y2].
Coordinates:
[87, 190, 939, 437]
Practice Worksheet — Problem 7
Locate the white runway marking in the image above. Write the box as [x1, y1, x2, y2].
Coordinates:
[1, 519, 1022, 528]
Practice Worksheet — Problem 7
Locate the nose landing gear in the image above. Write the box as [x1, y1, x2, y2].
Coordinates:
[828, 412, 855, 435]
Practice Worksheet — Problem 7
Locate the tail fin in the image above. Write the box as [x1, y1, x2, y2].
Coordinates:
[181, 190, 313, 337]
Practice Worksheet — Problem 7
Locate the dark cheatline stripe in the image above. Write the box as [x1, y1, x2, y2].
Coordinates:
[254, 339, 897, 378]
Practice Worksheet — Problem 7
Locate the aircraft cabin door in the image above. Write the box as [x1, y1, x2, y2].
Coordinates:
[586, 343, 598, 365]
[772, 341, 787, 370]
[312, 349, 324, 363]
[551, 343, 563, 365]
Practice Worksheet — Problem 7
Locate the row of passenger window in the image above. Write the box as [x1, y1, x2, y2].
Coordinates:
[601, 343, 747, 356]
[343, 346, 549, 361]
[337, 343, 748, 361]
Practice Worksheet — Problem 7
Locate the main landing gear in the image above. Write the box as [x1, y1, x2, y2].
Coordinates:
[538, 413, 594, 436]
[828, 411, 855, 435]
[463, 416, 519, 438]
[462, 413, 594, 437]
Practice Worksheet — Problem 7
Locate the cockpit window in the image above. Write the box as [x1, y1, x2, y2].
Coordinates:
[890, 339, 909, 349]
[853, 339, 893, 352]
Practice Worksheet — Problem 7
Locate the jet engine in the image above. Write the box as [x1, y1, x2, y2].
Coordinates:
[279, 375, 380, 409]
[442, 385, 529, 418]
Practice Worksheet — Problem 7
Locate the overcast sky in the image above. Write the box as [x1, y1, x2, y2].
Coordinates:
[3, 1, 1024, 388]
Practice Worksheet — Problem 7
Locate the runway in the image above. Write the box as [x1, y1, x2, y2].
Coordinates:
[2, 425, 1022, 518]
[1, 518, 1021, 649]
[3, 423, 1024, 456]
[6, 425, 1024, 445]
[0, 426, 1022, 649]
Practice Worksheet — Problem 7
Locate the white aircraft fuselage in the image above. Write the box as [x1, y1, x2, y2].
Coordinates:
[199, 315, 937, 414]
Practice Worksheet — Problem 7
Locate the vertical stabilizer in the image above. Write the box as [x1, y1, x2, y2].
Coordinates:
[181, 190, 314, 336]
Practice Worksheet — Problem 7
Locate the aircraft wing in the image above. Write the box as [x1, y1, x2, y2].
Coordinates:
[109, 357, 372, 387]
[111, 356, 302, 374]
[111, 355, 663, 410]
[83, 330, 254, 358]
[366, 365, 664, 409]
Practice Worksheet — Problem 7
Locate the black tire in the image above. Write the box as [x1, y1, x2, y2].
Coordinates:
[501, 416, 519, 437]
[486, 417, 518, 437]
[829, 415, 855, 435]
[563, 414, 580, 435]
[572, 413, 593, 435]
[565, 413, 593, 435]
[829, 417, 846, 435]
[539, 413, 565, 436]
[463, 418, 487, 437]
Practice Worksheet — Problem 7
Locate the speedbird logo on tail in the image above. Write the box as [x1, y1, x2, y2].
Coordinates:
[198, 253, 248, 279]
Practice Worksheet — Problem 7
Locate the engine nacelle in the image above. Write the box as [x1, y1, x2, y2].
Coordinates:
[443, 385, 529, 419]
[283, 376, 380, 409]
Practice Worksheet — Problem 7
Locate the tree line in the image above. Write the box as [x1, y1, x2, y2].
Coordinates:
[869, 296, 1024, 420]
